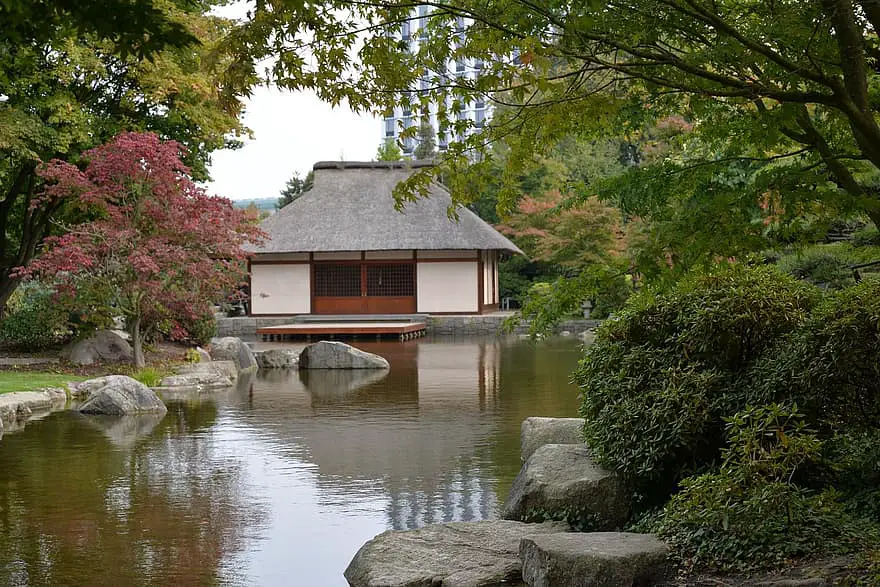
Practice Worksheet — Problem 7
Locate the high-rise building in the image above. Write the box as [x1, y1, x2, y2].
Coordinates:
[380, 10, 491, 157]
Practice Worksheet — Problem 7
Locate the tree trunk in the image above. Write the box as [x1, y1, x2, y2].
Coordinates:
[0, 274, 21, 319]
[130, 316, 145, 369]
[868, 209, 880, 234]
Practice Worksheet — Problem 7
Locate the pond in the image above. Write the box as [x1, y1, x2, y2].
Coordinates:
[0, 337, 583, 586]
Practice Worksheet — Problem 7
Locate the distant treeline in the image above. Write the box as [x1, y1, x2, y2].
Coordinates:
[232, 198, 276, 211]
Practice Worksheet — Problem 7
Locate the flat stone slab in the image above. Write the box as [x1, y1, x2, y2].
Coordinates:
[502, 444, 629, 531]
[521, 417, 585, 461]
[0, 389, 68, 434]
[300, 341, 389, 370]
[520, 532, 670, 587]
[158, 360, 238, 390]
[344, 520, 570, 587]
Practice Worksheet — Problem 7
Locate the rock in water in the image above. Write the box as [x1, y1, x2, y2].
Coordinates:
[78, 376, 166, 415]
[299, 341, 389, 370]
[254, 348, 299, 369]
[502, 444, 629, 531]
[158, 360, 238, 389]
[209, 337, 258, 371]
[520, 417, 585, 461]
[344, 520, 569, 587]
[519, 532, 671, 587]
[62, 330, 133, 365]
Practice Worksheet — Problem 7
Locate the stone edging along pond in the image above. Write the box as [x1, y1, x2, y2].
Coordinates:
[0, 338, 390, 441]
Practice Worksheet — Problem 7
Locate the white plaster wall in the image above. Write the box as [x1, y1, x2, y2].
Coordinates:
[481, 251, 492, 306]
[417, 262, 478, 313]
[250, 264, 311, 314]
[493, 252, 500, 304]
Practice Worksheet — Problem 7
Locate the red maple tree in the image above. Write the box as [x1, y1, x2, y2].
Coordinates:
[21, 132, 264, 367]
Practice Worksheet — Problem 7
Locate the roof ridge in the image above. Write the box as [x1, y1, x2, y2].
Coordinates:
[313, 160, 436, 170]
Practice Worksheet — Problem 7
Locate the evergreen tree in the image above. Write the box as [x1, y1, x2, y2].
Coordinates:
[276, 171, 314, 209]
[413, 122, 437, 160]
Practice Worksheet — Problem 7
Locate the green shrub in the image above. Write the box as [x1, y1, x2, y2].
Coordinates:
[183, 312, 216, 347]
[132, 367, 164, 387]
[0, 282, 71, 350]
[747, 279, 880, 431]
[853, 225, 880, 246]
[777, 248, 854, 289]
[645, 404, 874, 572]
[575, 264, 819, 501]
[825, 430, 880, 521]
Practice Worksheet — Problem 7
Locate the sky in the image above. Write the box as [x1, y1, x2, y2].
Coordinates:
[205, 87, 379, 202]
[205, 1, 379, 201]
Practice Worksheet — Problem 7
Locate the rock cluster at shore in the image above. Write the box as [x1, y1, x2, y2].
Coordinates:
[502, 443, 630, 530]
[345, 520, 570, 587]
[520, 416, 585, 461]
[344, 416, 672, 587]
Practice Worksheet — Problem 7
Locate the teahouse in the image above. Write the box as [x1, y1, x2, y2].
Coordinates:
[248, 161, 522, 316]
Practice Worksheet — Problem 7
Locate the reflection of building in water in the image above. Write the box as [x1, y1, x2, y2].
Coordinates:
[244, 339, 502, 530]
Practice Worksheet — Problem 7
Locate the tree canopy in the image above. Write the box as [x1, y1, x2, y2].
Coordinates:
[224, 0, 880, 247]
[0, 0, 250, 312]
[22, 132, 263, 367]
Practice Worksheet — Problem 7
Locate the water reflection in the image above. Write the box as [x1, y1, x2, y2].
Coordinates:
[0, 400, 267, 586]
[0, 336, 582, 586]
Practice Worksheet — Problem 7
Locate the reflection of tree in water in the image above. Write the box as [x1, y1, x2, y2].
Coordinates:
[0, 401, 265, 586]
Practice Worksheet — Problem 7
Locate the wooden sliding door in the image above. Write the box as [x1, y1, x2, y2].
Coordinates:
[312, 261, 416, 314]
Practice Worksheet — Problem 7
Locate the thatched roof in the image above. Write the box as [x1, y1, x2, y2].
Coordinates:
[250, 161, 523, 255]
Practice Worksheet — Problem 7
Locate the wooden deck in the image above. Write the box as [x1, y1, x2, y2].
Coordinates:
[257, 321, 427, 341]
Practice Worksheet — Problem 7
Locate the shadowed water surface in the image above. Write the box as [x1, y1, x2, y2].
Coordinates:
[0, 337, 581, 586]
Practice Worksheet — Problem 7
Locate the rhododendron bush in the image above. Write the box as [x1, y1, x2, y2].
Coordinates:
[21, 132, 264, 367]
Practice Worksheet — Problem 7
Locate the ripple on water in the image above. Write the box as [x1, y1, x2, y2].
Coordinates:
[0, 337, 582, 586]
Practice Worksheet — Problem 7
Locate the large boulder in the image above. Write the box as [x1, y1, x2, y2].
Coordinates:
[502, 444, 629, 531]
[344, 520, 569, 587]
[299, 341, 389, 370]
[62, 330, 133, 365]
[78, 376, 167, 415]
[209, 337, 258, 372]
[521, 417, 585, 461]
[254, 348, 299, 369]
[519, 532, 671, 587]
[158, 360, 238, 390]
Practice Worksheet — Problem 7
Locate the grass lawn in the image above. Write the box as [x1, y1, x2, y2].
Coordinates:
[0, 372, 85, 394]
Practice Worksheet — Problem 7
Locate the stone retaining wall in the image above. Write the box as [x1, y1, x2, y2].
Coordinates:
[216, 315, 602, 339]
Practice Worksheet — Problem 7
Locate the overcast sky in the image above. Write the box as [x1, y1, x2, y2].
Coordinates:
[205, 87, 379, 201]
[205, 1, 379, 201]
